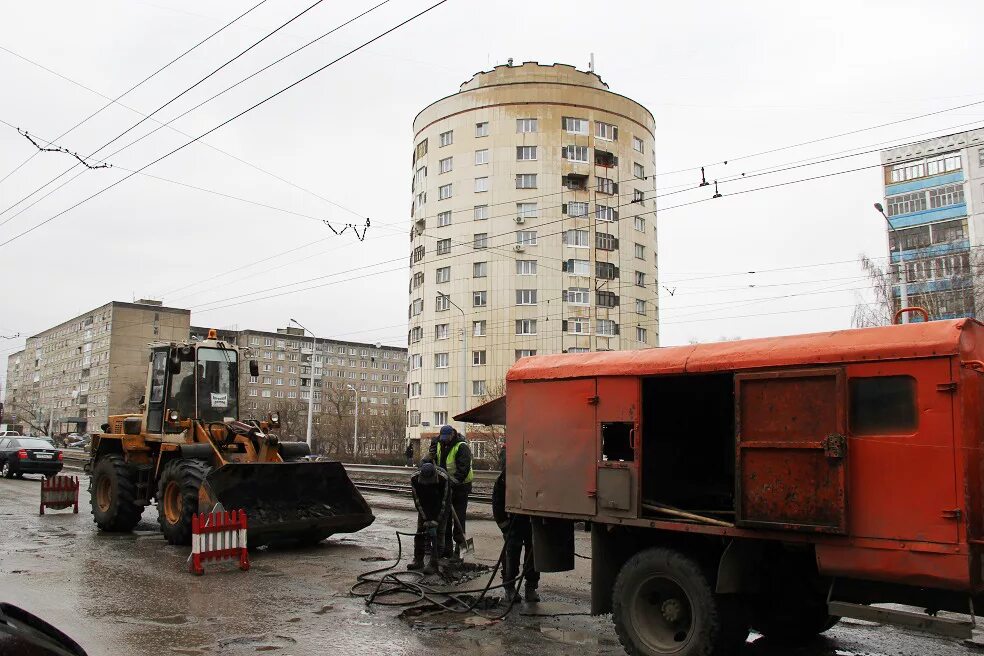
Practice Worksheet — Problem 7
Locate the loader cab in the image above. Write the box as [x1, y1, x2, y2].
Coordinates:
[144, 341, 240, 434]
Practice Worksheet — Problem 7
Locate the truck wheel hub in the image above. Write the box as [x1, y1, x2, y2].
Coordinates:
[661, 598, 684, 623]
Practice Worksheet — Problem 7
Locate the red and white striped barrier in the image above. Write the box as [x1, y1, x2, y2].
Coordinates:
[39, 475, 79, 515]
[190, 509, 250, 575]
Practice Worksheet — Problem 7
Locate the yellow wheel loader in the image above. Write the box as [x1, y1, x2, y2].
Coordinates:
[87, 330, 374, 547]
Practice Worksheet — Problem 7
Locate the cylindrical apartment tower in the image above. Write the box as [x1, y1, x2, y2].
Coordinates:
[406, 62, 658, 450]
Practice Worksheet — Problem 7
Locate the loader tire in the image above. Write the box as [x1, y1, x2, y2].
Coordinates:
[157, 459, 211, 546]
[612, 547, 748, 656]
[90, 454, 143, 532]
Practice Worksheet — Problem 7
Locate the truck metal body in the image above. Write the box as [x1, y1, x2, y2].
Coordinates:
[491, 319, 984, 653]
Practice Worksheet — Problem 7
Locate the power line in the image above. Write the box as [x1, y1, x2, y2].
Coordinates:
[0, 0, 453, 249]
[0, 0, 270, 186]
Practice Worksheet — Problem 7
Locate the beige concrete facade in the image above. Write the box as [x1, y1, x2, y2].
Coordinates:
[3, 300, 190, 434]
[407, 62, 659, 440]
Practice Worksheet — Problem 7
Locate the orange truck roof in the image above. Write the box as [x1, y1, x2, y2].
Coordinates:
[507, 318, 982, 382]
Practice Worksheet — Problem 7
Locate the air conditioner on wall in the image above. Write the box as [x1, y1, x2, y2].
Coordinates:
[515, 216, 525, 224]
[513, 245, 525, 252]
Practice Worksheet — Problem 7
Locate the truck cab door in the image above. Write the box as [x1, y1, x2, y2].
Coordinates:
[735, 367, 848, 533]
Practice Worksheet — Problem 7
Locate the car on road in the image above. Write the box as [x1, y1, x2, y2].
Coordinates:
[0, 430, 20, 439]
[0, 437, 64, 479]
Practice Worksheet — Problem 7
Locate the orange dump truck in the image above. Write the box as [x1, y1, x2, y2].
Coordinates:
[462, 319, 984, 655]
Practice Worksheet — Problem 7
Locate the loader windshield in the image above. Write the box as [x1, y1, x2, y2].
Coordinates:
[196, 348, 239, 422]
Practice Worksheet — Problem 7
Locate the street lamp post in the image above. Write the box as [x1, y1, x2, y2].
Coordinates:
[346, 384, 359, 459]
[874, 203, 910, 323]
[289, 319, 316, 448]
[437, 293, 467, 437]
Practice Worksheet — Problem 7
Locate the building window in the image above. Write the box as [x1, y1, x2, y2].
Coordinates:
[635, 243, 645, 259]
[517, 202, 538, 218]
[632, 136, 644, 153]
[635, 271, 646, 287]
[596, 205, 618, 222]
[563, 145, 589, 163]
[928, 184, 964, 209]
[474, 204, 489, 220]
[516, 289, 537, 305]
[635, 299, 646, 314]
[633, 162, 645, 179]
[517, 146, 537, 161]
[437, 211, 452, 227]
[597, 177, 617, 194]
[473, 320, 487, 336]
[516, 259, 537, 275]
[473, 233, 488, 249]
[516, 349, 537, 359]
[517, 118, 538, 133]
[409, 298, 423, 316]
[633, 189, 645, 203]
[473, 261, 488, 278]
[563, 229, 590, 247]
[410, 354, 423, 370]
[410, 327, 423, 343]
[435, 324, 449, 340]
[438, 183, 452, 200]
[434, 410, 448, 425]
[565, 287, 590, 305]
[565, 201, 588, 217]
[472, 380, 487, 396]
[979, 147, 984, 167]
[439, 130, 453, 147]
[437, 238, 451, 255]
[475, 149, 489, 165]
[436, 266, 451, 283]
[516, 230, 537, 246]
[597, 291, 618, 308]
[596, 121, 617, 141]
[410, 382, 421, 397]
[435, 294, 450, 311]
[562, 116, 588, 134]
[597, 319, 618, 336]
[634, 216, 646, 232]
[597, 261, 618, 279]
[475, 121, 489, 137]
[474, 177, 489, 193]
[439, 156, 453, 173]
[636, 326, 647, 342]
[516, 174, 537, 189]
[435, 382, 449, 397]
[409, 410, 420, 426]
[886, 191, 927, 217]
[567, 318, 590, 334]
[472, 350, 487, 365]
[564, 258, 590, 275]
[473, 290, 487, 307]
[435, 352, 449, 368]
[516, 319, 537, 335]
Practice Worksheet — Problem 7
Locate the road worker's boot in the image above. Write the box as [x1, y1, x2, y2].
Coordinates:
[524, 584, 540, 603]
[407, 560, 425, 571]
[448, 544, 463, 565]
[503, 584, 520, 604]
[423, 554, 439, 575]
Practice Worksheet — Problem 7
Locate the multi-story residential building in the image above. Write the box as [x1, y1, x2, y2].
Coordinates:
[880, 128, 984, 318]
[3, 300, 190, 434]
[189, 325, 407, 454]
[406, 62, 658, 444]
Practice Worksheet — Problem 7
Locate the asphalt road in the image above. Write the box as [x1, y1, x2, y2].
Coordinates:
[1, 473, 981, 656]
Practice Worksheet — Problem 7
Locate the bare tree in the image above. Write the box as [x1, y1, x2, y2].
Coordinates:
[3, 400, 51, 435]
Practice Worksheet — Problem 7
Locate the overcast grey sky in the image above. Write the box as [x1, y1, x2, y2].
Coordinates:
[2, 0, 984, 371]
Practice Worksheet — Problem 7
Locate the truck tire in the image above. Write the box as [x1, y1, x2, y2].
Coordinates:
[613, 547, 748, 656]
[157, 459, 211, 546]
[90, 454, 143, 532]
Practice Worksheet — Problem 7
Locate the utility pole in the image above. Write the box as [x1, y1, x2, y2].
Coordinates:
[289, 319, 316, 448]
[874, 203, 910, 323]
[438, 293, 467, 437]
[346, 384, 359, 459]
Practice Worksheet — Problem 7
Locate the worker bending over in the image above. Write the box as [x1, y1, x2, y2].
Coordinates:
[408, 458, 451, 574]
[432, 425, 474, 563]
[492, 447, 540, 603]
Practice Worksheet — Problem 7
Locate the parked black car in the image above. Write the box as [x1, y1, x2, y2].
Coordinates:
[0, 437, 63, 478]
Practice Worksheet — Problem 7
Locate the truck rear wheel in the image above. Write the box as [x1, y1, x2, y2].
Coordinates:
[90, 454, 143, 531]
[157, 459, 211, 545]
[612, 547, 748, 656]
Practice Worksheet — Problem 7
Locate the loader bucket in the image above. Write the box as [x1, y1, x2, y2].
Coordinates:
[199, 461, 374, 547]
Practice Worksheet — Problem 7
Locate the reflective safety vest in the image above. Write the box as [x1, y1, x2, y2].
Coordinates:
[437, 440, 474, 484]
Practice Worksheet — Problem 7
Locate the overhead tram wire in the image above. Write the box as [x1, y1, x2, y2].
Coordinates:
[0, 0, 331, 225]
[0, 0, 453, 250]
[0, 0, 271, 187]
[0, 0, 395, 239]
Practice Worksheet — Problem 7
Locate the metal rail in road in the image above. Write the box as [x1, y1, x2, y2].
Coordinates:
[61, 450, 500, 479]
